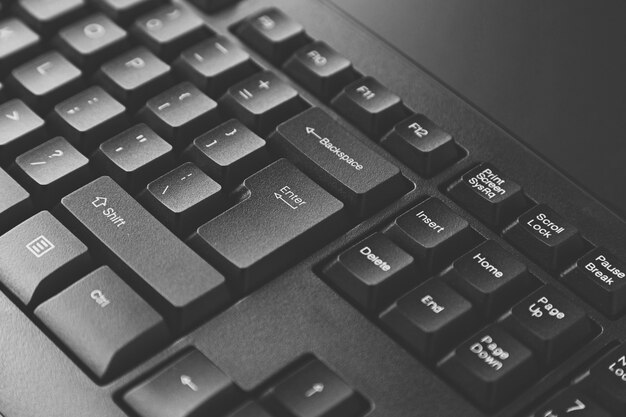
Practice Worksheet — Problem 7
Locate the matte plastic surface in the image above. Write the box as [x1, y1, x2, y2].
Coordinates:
[1, 1, 624, 417]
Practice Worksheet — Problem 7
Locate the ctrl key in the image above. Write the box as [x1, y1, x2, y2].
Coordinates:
[438, 325, 537, 410]
[35, 266, 169, 381]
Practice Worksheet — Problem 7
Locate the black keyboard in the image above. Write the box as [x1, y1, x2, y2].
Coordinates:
[0, 1, 625, 416]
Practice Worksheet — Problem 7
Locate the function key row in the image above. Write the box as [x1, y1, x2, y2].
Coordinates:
[322, 197, 601, 410]
[233, 8, 466, 177]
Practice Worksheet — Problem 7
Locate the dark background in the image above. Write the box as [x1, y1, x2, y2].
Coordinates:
[329, 0, 626, 220]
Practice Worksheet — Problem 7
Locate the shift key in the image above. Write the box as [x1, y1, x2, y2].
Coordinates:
[58, 176, 230, 331]
[269, 107, 405, 217]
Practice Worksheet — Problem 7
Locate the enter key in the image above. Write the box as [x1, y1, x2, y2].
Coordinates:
[269, 107, 406, 217]
[192, 158, 346, 292]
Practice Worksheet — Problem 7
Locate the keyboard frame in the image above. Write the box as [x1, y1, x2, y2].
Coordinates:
[1, 0, 625, 416]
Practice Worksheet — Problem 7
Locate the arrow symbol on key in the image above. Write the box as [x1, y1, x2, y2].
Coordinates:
[5, 111, 19, 121]
[274, 193, 299, 210]
[305, 127, 322, 140]
[37, 61, 53, 75]
[180, 375, 198, 392]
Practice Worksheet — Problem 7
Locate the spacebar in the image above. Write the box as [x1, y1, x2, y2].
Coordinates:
[59, 176, 230, 331]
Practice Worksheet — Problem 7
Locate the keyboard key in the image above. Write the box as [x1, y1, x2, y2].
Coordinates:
[284, 41, 359, 101]
[382, 114, 460, 177]
[190, 0, 239, 13]
[263, 359, 367, 417]
[124, 349, 240, 417]
[175, 36, 259, 98]
[184, 119, 270, 187]
[13, 136, 91, 205]
[133, 4, 211, 61]
[142, 162, 223, 235]
[50, 85, 127, 152]
[384, 198, 480, 272]
[91, 0, 164, 25]
[438, 324, 537, 410]
[503, 204, 586, 271]
[565, 247, 626, 317]
[192, 159, 345, 292]
[0, 18, 41, 75]
[0, 98, 46, 162]
[59, 176, 230, 330]
[445, 240, 536, 318]
[226, 402, 273, 417]
[502, 285, 594, 366]
[94, 123, 173, 193]
[16, 0, 86, 35]
[587, 344, 626, 415]
[533, 389, 611, 417]
[236, 8, 310, 64]
[448, 163, 530, 227]
[97, 46, 173, 110]
[0, 168, 33, 234]
[35, 266, 168, 381]
[141, 81, 220, 148]
[324, 233, 418, 311]
[9, 51, 84, 112]
[332, 77, 408, 138]
[220, 71, 308, 135]
[0, 211, 90, 306]
[381, 278, 476, 360]
[55, 13, 128, 72]
[270, 108, 405, 217]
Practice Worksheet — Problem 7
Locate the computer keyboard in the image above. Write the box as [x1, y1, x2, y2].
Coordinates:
[0, 0, 625, 416]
